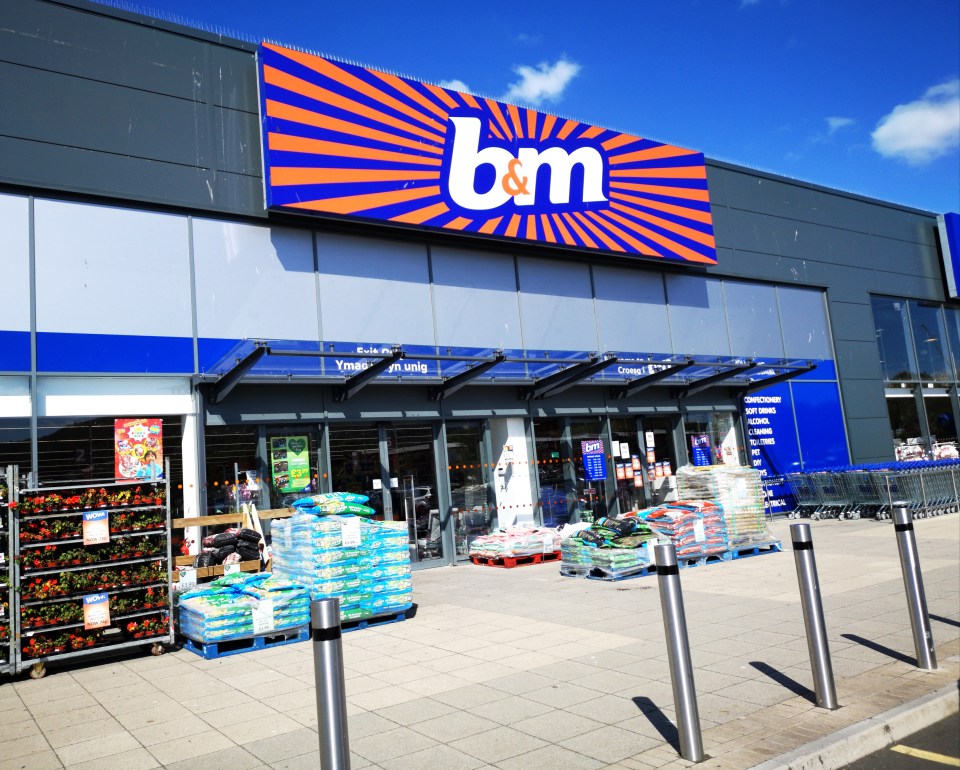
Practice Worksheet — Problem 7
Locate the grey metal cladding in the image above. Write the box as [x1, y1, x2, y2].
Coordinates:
[833, 339, 883, 382]
[723, 280, 783, 358]
[709, 166, 820, 221]
[828, 301, 878, 343]
[208, 47, 260, 112]
[836, 379, 887, 420]
[214, 109, 263, 176]
[0, 134, 222, 211]
[0, 62, 211, 167]
[845, 416, 899, 464]
[869, 234, 942, 279]
[0, 0, 213, 100]
[873, 270, 945, 303]
[803, 262, 877, 303]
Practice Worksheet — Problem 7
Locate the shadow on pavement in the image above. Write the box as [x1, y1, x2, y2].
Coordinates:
[749, 661, 817, 704]
[632, 696, 681, 752]
[842, 633, 916, 666]
[929, 613, 960, 628]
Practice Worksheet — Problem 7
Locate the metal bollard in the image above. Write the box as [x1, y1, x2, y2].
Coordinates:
[654, 543, 704, 763]
[789, 523, 838, 709]
[892, 506, 938, 670]
[312, 598, 351, 770]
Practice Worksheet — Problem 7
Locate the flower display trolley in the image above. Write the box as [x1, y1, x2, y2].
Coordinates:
[0, 468, 14, 676]
[8, 467, 174, 678]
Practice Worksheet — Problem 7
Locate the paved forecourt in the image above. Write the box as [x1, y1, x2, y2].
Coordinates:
[1, 515, 957, 770]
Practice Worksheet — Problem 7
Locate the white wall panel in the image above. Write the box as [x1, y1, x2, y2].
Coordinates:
[37, 376, 194, 416]
[316, 233, 435, 345]
[593, 266, 670, 353]
[0, 376, 31, 417]
[666, 275, 731, 356]
[34, 199, 192, 336]
[517, 257, 597, 351]
[0, 194, 30, 332]
[431, 246, 522, 349]
[193, 219, 317, 340]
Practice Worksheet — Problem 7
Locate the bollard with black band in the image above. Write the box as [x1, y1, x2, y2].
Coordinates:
[789, 523, 838, 709]
[892, 505, 937, 670]
[312, 598, 351, 770]
[654, 543, 704, 763]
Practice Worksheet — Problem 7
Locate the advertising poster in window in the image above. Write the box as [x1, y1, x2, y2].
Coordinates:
[581, 439, 606, 482]
[690, 434, 712, 466]
[270, 436, 310, 493]
[114, 418, 163, 479]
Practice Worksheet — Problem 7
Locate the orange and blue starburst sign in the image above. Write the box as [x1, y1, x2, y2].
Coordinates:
[258, 42, 717, 265]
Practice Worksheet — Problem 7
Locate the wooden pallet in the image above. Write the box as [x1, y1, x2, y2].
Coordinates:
[180, 625, 309, 660]
[342, 609, 408, 633]
[470, 551, 561, 568]
[728, 541, 783, 559]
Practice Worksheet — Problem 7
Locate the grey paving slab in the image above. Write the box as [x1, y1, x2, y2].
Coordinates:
[350, 725, 439, 763]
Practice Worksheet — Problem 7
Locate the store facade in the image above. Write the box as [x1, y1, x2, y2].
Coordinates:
[0, 0, 956, 567]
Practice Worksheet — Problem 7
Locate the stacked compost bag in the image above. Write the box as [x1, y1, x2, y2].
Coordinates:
[561, 515, 658, 578]
[468, 525, 560, 559]
[676, 465, 773, 548]
[270, 492, 413, 622]
[194, 527, 262, 567]
[635, 500, 728, 559]
[177, 572, 309, 643]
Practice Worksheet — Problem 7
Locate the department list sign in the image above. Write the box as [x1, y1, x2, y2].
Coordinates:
[581, 439, 607, 482]
[744, 389, 796, 514]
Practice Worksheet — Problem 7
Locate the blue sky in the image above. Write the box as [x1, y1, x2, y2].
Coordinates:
[107, 0, 959, 214]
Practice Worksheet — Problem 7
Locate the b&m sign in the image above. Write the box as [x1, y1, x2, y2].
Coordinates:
[258, 43, 716, 265]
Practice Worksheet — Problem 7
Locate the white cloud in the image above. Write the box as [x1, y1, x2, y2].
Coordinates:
[826, 116, 855, 134]
[439, 79, 472, 95]
[502, 58, 580, 107]
[871, 79, 960, 165]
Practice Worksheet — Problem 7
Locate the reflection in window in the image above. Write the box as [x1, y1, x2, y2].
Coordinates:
[886, 396, 923, 456]
[872, 297, 916, 381]
[946, 308, 960, 380]
[925, 396, 957, 445]
[909, 301, 949, 382]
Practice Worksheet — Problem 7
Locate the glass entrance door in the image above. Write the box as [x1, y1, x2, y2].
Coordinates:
[328, 424, 384, 517]
[385, 423, 441, 564]
[445, 421, 493, 560]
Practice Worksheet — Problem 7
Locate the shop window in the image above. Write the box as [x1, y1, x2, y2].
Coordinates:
[204, 424, 257, 516]
[36, 416, 184, 514]
[909, 301, 949, 382]
[533, 418, 568, 526]
[570, 417, 609, 522]
[683, 412, 741, 467]
[872, 296, 917, 381]
[886, 395, 923, 460]
[924, 395, 957, 457]
[609, 418, 644, 514]
[266, 429, 320, 509]
[641, 415, 679, 504]
[0, 419, 31, 474]
[945, 307, 960, 380]
[329, 424, 383, 517]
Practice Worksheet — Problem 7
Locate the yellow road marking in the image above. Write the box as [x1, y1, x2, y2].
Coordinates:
[891, 744, 960, 766]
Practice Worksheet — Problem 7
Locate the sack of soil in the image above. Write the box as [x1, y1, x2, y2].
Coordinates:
[237, 528, 261, 544]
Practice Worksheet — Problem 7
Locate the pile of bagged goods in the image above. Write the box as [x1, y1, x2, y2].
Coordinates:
[193, 527, 263, 567]
[468, 525, 560, 560]
[561, 465, 777, 579]
[177, 572, 310, 643]
[270, 492, 413, 622]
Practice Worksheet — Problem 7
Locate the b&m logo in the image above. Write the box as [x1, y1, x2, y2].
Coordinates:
[258, 42, 716, 265]
[444, 113, 607, 213]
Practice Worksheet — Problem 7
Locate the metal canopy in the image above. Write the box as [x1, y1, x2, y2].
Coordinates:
[518, 355, 619, 400]
[672, 360, 758, 399]
[610, 358, 696, 400]
[206, 342, 268, 404]
[331, 347, 404, 402]
[428, 352, 506, 401]
[734, 361, 817, 393]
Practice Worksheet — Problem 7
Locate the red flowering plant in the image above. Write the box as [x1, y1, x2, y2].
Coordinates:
[125, 612, 168, 638]
[21, 602, 83, 629]
[20, 577, 65, 601]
